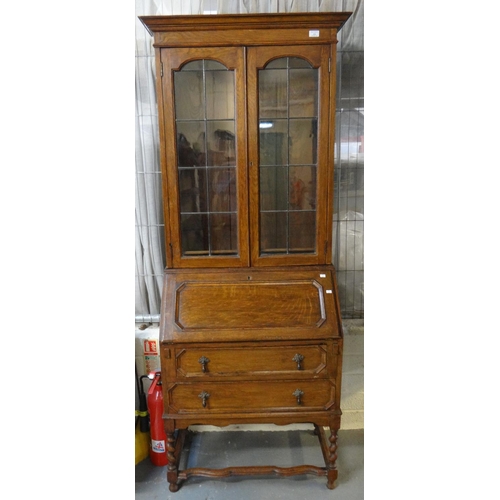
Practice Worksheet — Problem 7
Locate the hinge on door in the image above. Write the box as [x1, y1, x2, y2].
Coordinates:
[160, 62, 163, 77]
[328, 57, 331, 73]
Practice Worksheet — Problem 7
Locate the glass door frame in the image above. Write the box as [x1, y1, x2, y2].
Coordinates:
[160, 46, 250, 268]
[247, 44, 332, 267]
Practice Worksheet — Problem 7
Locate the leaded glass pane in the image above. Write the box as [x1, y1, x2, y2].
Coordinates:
[258, 57, 319, 255]
[175, 60, 238, 257]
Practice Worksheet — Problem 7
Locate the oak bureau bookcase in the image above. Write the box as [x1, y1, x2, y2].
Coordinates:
[139, 12, 352, 492]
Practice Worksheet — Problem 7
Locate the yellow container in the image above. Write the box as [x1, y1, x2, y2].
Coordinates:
[135, 425, 150, 465]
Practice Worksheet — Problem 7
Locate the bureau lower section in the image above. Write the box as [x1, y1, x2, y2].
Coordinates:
[160, 340, 343, 492]
[158, 266, 344, 492]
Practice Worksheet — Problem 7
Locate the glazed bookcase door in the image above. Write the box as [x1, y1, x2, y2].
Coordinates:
[160, 47, 249, 268]
[247, 45, 331, 267]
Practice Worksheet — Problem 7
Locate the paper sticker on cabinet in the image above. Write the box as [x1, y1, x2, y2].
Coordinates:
[309, 30, 320, 37]
[326, 290, 333, 294]
[320, 273, 326, 278]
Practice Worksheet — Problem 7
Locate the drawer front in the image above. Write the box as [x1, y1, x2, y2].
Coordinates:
[167, 379, 335, 413]
[175, 345, 327, 379]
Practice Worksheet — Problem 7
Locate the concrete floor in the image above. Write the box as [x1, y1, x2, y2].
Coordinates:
[136, 427, 364, 499]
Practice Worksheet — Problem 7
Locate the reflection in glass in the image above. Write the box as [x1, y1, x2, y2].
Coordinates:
[181, 214, 209, 254]
[209, 168, 237, 213]
[289, 166, 317, 210]
[206, 71, 235, 119]
[174, 71, 204, 120]
[266, 58, 287, 69]
[266, 57, 312, 69]
[179, 168, 207, 213]
[176, 123, 205, 166]
[260, 167, 288, 211]
[206, 122, 235, 166]
[175, 59, 238, 257]
[260, 212, 287, 253]
[259, 69, 287, 118]
[210, 213, 238, 253]
[258, 57, 318, 255]
[259, 123, 287, 166]
[289, 119, 316, 165]
[205, 60, 226, 71]
[181, 61, 204, 71]
[289, 69, 318, 117]
[289, 212, 316, 252]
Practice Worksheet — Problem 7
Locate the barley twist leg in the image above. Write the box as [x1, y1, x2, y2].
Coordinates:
[326, 426, 339, 489]
[166, 432, 179, 492]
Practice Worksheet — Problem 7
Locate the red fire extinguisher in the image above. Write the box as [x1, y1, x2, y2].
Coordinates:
[147, 371, 168, 466]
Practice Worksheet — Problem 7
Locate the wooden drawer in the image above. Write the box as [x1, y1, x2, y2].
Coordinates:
[167, 379, 335, 413]
[173, 345, 327, 379]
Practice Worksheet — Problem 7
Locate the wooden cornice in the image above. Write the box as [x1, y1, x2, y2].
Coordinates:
[139, 12, 352, 36]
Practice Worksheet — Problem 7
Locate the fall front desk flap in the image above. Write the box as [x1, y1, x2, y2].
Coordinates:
[160, 266, 342, 343]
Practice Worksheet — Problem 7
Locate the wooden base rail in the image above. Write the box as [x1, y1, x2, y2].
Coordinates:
[179, 464, 328, 479]
[167, 425, 339, 492]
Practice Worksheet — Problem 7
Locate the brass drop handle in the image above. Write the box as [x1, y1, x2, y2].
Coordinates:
[198, 356, 210, 373]
[293, 389, 304, 405]
[292, 353, 304, 370]
[198, 391, 210, 408]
